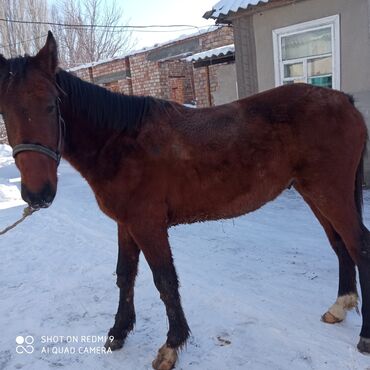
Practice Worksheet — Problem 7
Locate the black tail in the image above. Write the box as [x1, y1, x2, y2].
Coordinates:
[355, 150, 364, 221]
[347, 93, 366, 221]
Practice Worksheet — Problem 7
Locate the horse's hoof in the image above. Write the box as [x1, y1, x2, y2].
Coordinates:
[322, 294, 358, 324]
[152, 344, 178, 370]
[104, 337, 124, 351]
[321, 311, 343, 324]
[357, 337, 370, 354]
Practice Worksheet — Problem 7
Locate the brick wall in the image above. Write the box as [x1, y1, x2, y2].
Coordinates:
[209, 64, 220, 104]
[201, 26, 234, 50]
[193, 64, 222, 107]
[129, 52, 162, 97]
[193, 61, 236, 107]
[70, 26, 234, 106]
[128, 54, 195, 102]
[73, 67, 91, 81]
[117, 78, 133, 95]
[159, 60, 195, 104]
[193, 67, 211, 107]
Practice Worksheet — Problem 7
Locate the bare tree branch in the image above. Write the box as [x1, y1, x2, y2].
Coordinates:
[0, 0, 48, 57]
[51, 0, 135, 68]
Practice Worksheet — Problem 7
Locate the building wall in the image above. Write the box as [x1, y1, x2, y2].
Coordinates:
[251, 0, 370, 93]
[73, 67, 91, 82]
[233, 16, 259, 98]
[352, 90, 370, 185]
[193, 62, 237, 107]
[165, 60, 195, 104]
[71, 26, 234, 106]
[193, 67, 211, 107]
[129, 52, 162, 97]
[230, 0, 370, 185]
[127, 26, 233, 100]
[210, 63, 238, 105]
[201, 26, 235, 50]
[72, 58, 133, 95]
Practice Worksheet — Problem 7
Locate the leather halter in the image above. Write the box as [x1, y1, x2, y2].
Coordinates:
[12, 99, 64, 166]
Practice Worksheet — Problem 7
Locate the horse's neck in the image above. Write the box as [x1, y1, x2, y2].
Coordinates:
[59, 97, 115, 179]
[55, 70, 164, 182]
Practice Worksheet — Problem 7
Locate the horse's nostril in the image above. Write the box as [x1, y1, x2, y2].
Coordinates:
[21, 184, 31, 204]
[21, 182, 56, 208]
[41, 183, 55, 204]
[30, 202, 42, 211]
[40, 201, 52, 209]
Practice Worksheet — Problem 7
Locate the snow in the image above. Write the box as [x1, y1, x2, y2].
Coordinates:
[69, 26, 222, 73]
[0, 143, 369, 370]
[0, 146, 25, 210]
[67, 56, 130, 72]
[126, 25, 222, 56]
[186, 44, 234, 62]
[207, 0, 270, 19]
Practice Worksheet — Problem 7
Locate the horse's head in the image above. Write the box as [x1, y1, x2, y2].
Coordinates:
[0, 32, 61, 209]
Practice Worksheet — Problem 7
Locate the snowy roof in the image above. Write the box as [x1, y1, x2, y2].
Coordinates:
[133, 26, 222, 55]
[68, 55, 127, 72]
[205, 0, 270, 19]
[68, 26, 223, 72]
[186, 44, 234, 62]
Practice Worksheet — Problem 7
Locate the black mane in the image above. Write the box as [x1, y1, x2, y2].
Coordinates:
[0, 56, 31, 86]
[57, 69, 160, 132]
[7, 56, 30, 77]
[2, 56, 174, 133]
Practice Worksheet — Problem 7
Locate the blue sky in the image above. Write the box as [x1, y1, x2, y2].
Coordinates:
[121, 0, 217, 49]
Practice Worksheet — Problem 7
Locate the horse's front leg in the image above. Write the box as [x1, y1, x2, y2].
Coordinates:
[130, 222, 190, 370]
[105, 223, 140, 350]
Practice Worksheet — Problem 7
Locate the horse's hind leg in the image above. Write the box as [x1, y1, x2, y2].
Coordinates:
[295, 180, 370, 353]
[105, 224, 140, 350]
[129, 223, 190, 370]
[296, 191, 358, 323]
[357, 229, 370, 353]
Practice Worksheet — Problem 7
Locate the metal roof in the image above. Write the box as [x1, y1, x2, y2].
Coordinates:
[185, 44, 235, 62]
[69, 26, 225, 72]
[204, 0, 270, 19]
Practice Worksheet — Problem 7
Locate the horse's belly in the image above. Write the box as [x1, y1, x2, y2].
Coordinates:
[168, 178, 287, 225]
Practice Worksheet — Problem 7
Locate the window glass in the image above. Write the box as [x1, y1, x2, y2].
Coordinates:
[283, 79, 306, 85]
[308, 76, 332, 88]
[274, 17, 339, 89]
[281, 27, 332, 60]
[308, 56, 332, 77]
[284, 63, 304, 78]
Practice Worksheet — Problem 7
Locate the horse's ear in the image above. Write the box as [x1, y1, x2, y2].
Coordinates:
[34, 31, 58, 76]
[0, 54, 7, 70]
[0, 55, 7, 79]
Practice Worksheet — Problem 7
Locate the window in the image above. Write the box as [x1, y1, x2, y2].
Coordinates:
[273, 15, 340, 89]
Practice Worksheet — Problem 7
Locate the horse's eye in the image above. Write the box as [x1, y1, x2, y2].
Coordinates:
[46, 105, 55, 114]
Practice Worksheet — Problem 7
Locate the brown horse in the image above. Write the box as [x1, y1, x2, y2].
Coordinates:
[1, 32, 369, 369]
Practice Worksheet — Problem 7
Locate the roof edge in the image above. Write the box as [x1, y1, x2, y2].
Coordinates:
[205, 0, 301, 21]
[204, 0, 272, 21]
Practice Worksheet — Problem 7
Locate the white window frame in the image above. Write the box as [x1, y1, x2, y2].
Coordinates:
[272, 15, 340, 90]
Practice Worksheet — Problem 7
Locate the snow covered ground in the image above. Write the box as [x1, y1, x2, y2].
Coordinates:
[0, 143, 369, 370]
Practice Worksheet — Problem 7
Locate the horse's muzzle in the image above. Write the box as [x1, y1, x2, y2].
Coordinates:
[21, 182, 56, 209]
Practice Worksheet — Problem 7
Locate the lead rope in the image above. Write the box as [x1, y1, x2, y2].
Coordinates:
[0, 206, 38, 235]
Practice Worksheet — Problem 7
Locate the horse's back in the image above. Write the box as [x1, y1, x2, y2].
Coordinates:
[125, 84, 367, 225]
[171, 83, 366, 167]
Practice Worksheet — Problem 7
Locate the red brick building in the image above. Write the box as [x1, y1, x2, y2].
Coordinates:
[69, 26, 235, 107]
[187, 44, 236, 107]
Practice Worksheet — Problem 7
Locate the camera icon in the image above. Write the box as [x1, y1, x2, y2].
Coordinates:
[16, 335, 34, 354]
